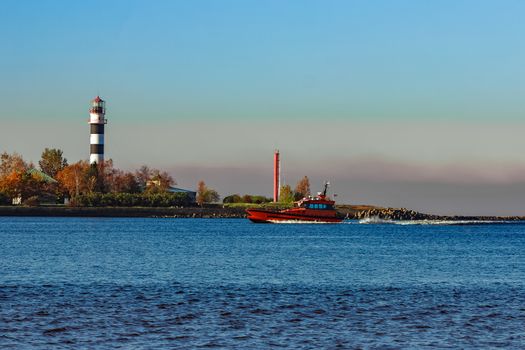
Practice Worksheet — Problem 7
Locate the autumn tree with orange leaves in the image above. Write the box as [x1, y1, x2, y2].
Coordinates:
[294, 176, 311, 200]
[0, 152, 31, 201]
[1, 149, 187, 206]
[56, 161, 91, 198]
[0, 170, 45, 201]
[0, 152, 27, 178]
[196, 180, 220, 206]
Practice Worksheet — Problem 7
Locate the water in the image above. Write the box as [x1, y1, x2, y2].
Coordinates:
[1, 217, 524, 349]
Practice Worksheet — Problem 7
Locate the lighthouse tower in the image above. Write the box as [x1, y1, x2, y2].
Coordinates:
[89, 96, 107, 164]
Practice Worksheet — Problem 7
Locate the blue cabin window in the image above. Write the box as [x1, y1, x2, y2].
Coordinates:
[308, 203, 333, 210]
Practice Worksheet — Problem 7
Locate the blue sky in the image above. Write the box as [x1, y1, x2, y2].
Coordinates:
[1, 0, 525, 214]
[2, 0, 524, 121]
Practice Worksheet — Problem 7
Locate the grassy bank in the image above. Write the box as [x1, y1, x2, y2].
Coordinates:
[223, 202, 293, 209]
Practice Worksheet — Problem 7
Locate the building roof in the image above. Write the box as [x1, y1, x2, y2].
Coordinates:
[93, 96, 104, 102]
[168, 186, 196, 194]
[27, 168, 58, 183]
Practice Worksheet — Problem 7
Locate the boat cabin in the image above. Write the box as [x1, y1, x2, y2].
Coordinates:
[300, 201, 334, 210]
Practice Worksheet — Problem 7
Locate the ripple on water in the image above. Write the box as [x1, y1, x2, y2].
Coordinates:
[1, 283, 524, 349]
[1, 218, 525, 348]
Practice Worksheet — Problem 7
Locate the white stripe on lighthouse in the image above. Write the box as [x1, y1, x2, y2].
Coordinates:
[89, 114, 103, 123]
[90, 154, 103, 164]
[90, 134, 104, 144]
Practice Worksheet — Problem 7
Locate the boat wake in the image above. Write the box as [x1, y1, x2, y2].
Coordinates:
[357, 216, 514, 226]
[268, 220, 335, 224]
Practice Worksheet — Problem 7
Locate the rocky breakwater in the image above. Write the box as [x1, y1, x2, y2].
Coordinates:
[353, 207, 438, 221]
[351, 206, 525, 222]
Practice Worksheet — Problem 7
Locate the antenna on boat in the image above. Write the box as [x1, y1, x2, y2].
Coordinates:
[322, 182, 330, 197]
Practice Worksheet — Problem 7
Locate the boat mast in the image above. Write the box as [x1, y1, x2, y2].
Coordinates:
[322, 182, 330, 197]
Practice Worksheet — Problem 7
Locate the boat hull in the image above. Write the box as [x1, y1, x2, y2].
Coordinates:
[246, 209, 344, 223]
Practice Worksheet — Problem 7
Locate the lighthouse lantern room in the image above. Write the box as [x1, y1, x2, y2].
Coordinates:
[89, 96, 107, 164]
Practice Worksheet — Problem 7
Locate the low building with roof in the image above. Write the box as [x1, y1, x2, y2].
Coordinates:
[167, 186, 197, 203]
[145, 180, 196, 203]
[12, 168, 58, 205]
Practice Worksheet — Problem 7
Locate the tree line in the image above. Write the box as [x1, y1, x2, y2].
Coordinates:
[0, 149, 219, 207]
[222, 176, 311, 204]
[0, 148, 313, 207]
[279, 176, 311, 203]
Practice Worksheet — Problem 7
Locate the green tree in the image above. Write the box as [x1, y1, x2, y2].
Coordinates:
[250, 195, 271, 204]
[223, 194, 242, 203]
[38, 148, 68, 178]
[279, 184, 295, 204]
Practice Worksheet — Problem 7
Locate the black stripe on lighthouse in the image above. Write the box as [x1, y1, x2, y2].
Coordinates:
[90, 124, 104, 134]
[90, 144, 104, 154]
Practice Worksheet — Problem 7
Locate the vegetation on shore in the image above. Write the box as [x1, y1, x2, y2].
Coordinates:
[0, 149, 220, 207]
[221, 176, 312, 207]
[0, 149, 312, 210]
[2, 150, 382, 216]
[71, 192, 193, 207]
[196, 180, 220, 206]
[0, 205, 247, 218]
[223, 202, 293, 209]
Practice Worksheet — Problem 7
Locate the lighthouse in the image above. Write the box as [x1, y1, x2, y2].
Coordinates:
[89, 96, 107, 164]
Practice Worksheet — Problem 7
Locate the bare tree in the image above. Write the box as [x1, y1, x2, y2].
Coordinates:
[294, 176, 311, 199]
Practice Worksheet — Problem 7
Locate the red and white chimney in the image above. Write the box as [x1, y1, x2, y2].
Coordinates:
[273, 150, 280, 202]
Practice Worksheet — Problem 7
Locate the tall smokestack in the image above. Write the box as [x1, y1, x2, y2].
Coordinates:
[273, 150, 280, 202]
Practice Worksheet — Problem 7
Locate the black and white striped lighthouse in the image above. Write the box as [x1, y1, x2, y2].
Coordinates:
[89, 96, 107, 164]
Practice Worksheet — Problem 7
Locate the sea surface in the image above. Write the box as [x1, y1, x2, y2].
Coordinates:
[1, 217, 524, 349]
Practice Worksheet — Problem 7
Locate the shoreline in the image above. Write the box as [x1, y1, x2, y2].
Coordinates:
[0, 206, 246, 218]
[0, 205, 524, 221]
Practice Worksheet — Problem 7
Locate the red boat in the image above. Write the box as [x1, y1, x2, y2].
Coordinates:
[246, 183, 345, 223]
